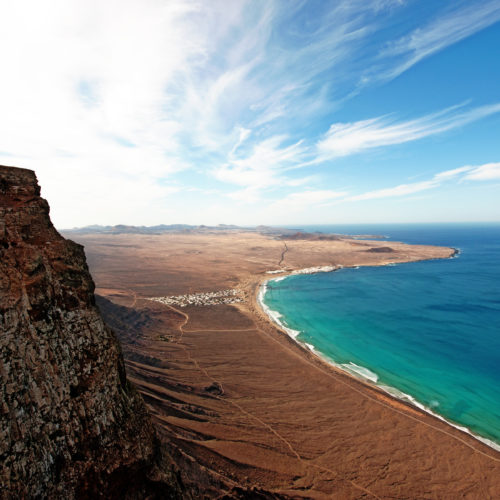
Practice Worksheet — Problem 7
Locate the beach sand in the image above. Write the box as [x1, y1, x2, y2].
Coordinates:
[67, 230, 500, 498]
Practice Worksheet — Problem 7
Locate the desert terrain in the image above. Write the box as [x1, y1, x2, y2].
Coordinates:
[66, 229, 500, 499]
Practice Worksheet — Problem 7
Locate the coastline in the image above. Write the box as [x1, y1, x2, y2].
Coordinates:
[75, 229, 500, 496]
[254, 257, 500, 455]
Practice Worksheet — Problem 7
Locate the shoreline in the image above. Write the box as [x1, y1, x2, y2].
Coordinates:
[75, 229, 500, 495]
[253, 256, 500, 455]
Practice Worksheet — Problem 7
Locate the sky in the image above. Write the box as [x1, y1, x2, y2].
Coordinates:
[1, 0, 500, 228]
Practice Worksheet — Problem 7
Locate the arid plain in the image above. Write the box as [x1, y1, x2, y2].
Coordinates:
[66, 229, 500, 499]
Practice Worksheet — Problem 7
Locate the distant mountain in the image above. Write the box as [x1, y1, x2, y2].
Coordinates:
[62, 223, 302, 236]
[62, 224, 386, 242]
[63, 223, 196, 234]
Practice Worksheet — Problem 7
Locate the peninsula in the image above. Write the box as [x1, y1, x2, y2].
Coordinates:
[66, 227, 500, 498]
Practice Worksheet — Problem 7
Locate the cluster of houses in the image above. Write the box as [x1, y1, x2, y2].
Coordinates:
[149, 288, 243, 307]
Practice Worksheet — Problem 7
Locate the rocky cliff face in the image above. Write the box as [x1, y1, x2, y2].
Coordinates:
[0, 166, 183, 498]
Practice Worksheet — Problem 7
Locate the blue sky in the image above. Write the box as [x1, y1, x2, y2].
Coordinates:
[1, 0, 500, 227]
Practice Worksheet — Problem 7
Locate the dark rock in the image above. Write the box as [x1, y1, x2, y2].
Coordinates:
[0, 166, 185, 499]
[204, 382, 224, 396]
[365, 246, 395, 253]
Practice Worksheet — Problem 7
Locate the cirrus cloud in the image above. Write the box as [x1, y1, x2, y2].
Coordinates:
[316, 103, 500, 161]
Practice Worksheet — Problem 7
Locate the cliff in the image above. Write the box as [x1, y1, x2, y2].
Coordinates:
[0, 166, 184, 498]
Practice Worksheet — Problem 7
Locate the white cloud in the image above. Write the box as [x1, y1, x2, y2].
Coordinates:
[0, 0, 204, 226]
[0, 1, 498, 226]
[261, 161, 499, 212]
[216, 136, 307, 201]
[348, 180, 437, 201]
[348, 163, 500, 202]
[316, 103, 500, 160]
[464, 162, 500, 181]
[433, 166, 472, 181]
[374, 1, 500, 81]
[271, 189, 347, 212]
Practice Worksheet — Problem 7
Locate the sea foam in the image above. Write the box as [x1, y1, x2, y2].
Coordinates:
[258, 262, 500, 454]
[341, 362, 379, 383]
[258, 280, 301, 339]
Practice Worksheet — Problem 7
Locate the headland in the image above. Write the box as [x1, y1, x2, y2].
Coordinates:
[67, 228, 500, 498]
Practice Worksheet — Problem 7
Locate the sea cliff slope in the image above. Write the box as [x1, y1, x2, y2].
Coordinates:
[0, 166, 183, 498]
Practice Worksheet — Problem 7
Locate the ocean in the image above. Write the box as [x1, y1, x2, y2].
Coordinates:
[262, 223, 500, 449]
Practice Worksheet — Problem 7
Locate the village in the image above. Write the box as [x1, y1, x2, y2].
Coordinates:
[149, 288, 244, 308]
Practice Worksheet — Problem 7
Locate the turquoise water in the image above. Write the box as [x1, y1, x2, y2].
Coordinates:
[263, 223, 500, 448]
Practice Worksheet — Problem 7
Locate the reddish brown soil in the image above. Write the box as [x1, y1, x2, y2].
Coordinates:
[68, 231, 500, 499]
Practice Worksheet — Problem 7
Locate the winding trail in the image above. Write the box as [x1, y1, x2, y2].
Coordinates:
[132, 285, 500, 466]
[127, 289, 138, 308]
[127, 279, 500, 500]
[278, 242, 288, 267]
[165, 303, 382, 499]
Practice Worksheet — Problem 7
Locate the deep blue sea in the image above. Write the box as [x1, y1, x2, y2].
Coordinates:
[262, 223, 500, 449]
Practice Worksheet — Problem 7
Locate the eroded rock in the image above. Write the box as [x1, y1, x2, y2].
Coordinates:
[0, 166, 183, 499]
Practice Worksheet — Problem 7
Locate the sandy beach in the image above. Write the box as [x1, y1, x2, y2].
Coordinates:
[67, 229, 500, 498]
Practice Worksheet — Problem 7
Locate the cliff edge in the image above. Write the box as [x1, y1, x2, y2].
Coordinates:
[0, 166, 183, 498]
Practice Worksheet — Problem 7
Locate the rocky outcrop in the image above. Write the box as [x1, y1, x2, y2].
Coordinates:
[365, 246, 395, 253]
[0, 166, 184, 498]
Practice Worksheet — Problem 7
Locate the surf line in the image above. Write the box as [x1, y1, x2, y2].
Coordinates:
[257, 261, 500, 458]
